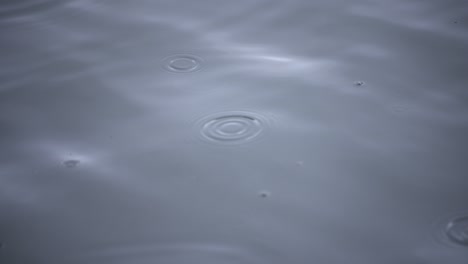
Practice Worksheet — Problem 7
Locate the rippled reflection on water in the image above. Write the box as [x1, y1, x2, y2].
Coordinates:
[1, 0, 468, 263]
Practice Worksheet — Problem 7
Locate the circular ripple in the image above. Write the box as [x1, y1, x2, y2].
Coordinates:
[434, 213, 468, 247]
[196, 111, 269, 145]
[445, 216, 468, 246]
[162, 54, 203, 73]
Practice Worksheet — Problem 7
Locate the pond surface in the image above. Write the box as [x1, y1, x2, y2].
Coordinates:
[1, 0, 468, 263]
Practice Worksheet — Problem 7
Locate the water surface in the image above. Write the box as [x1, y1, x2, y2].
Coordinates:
[1, 0, 468, 263]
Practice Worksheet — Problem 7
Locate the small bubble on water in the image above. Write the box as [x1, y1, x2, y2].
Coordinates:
[63, 159, 80, 168]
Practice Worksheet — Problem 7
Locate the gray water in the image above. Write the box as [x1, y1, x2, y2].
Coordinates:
[1, 0, 468, 263]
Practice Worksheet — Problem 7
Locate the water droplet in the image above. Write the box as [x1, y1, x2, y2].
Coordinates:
[258, 191, 271, 198]
[63, 159, 80, 168]
[162, 54, 203, 73]
[445, 216, 468, 246]
[195, 111, 270, 145]
[354, 81, 365, 86]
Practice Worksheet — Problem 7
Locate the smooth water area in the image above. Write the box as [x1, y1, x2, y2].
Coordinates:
[1, 0, 468, 263]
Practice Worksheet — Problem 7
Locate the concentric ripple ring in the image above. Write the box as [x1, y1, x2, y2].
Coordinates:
[162, 54, 203, 73]
[195, 111, 270, 145]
